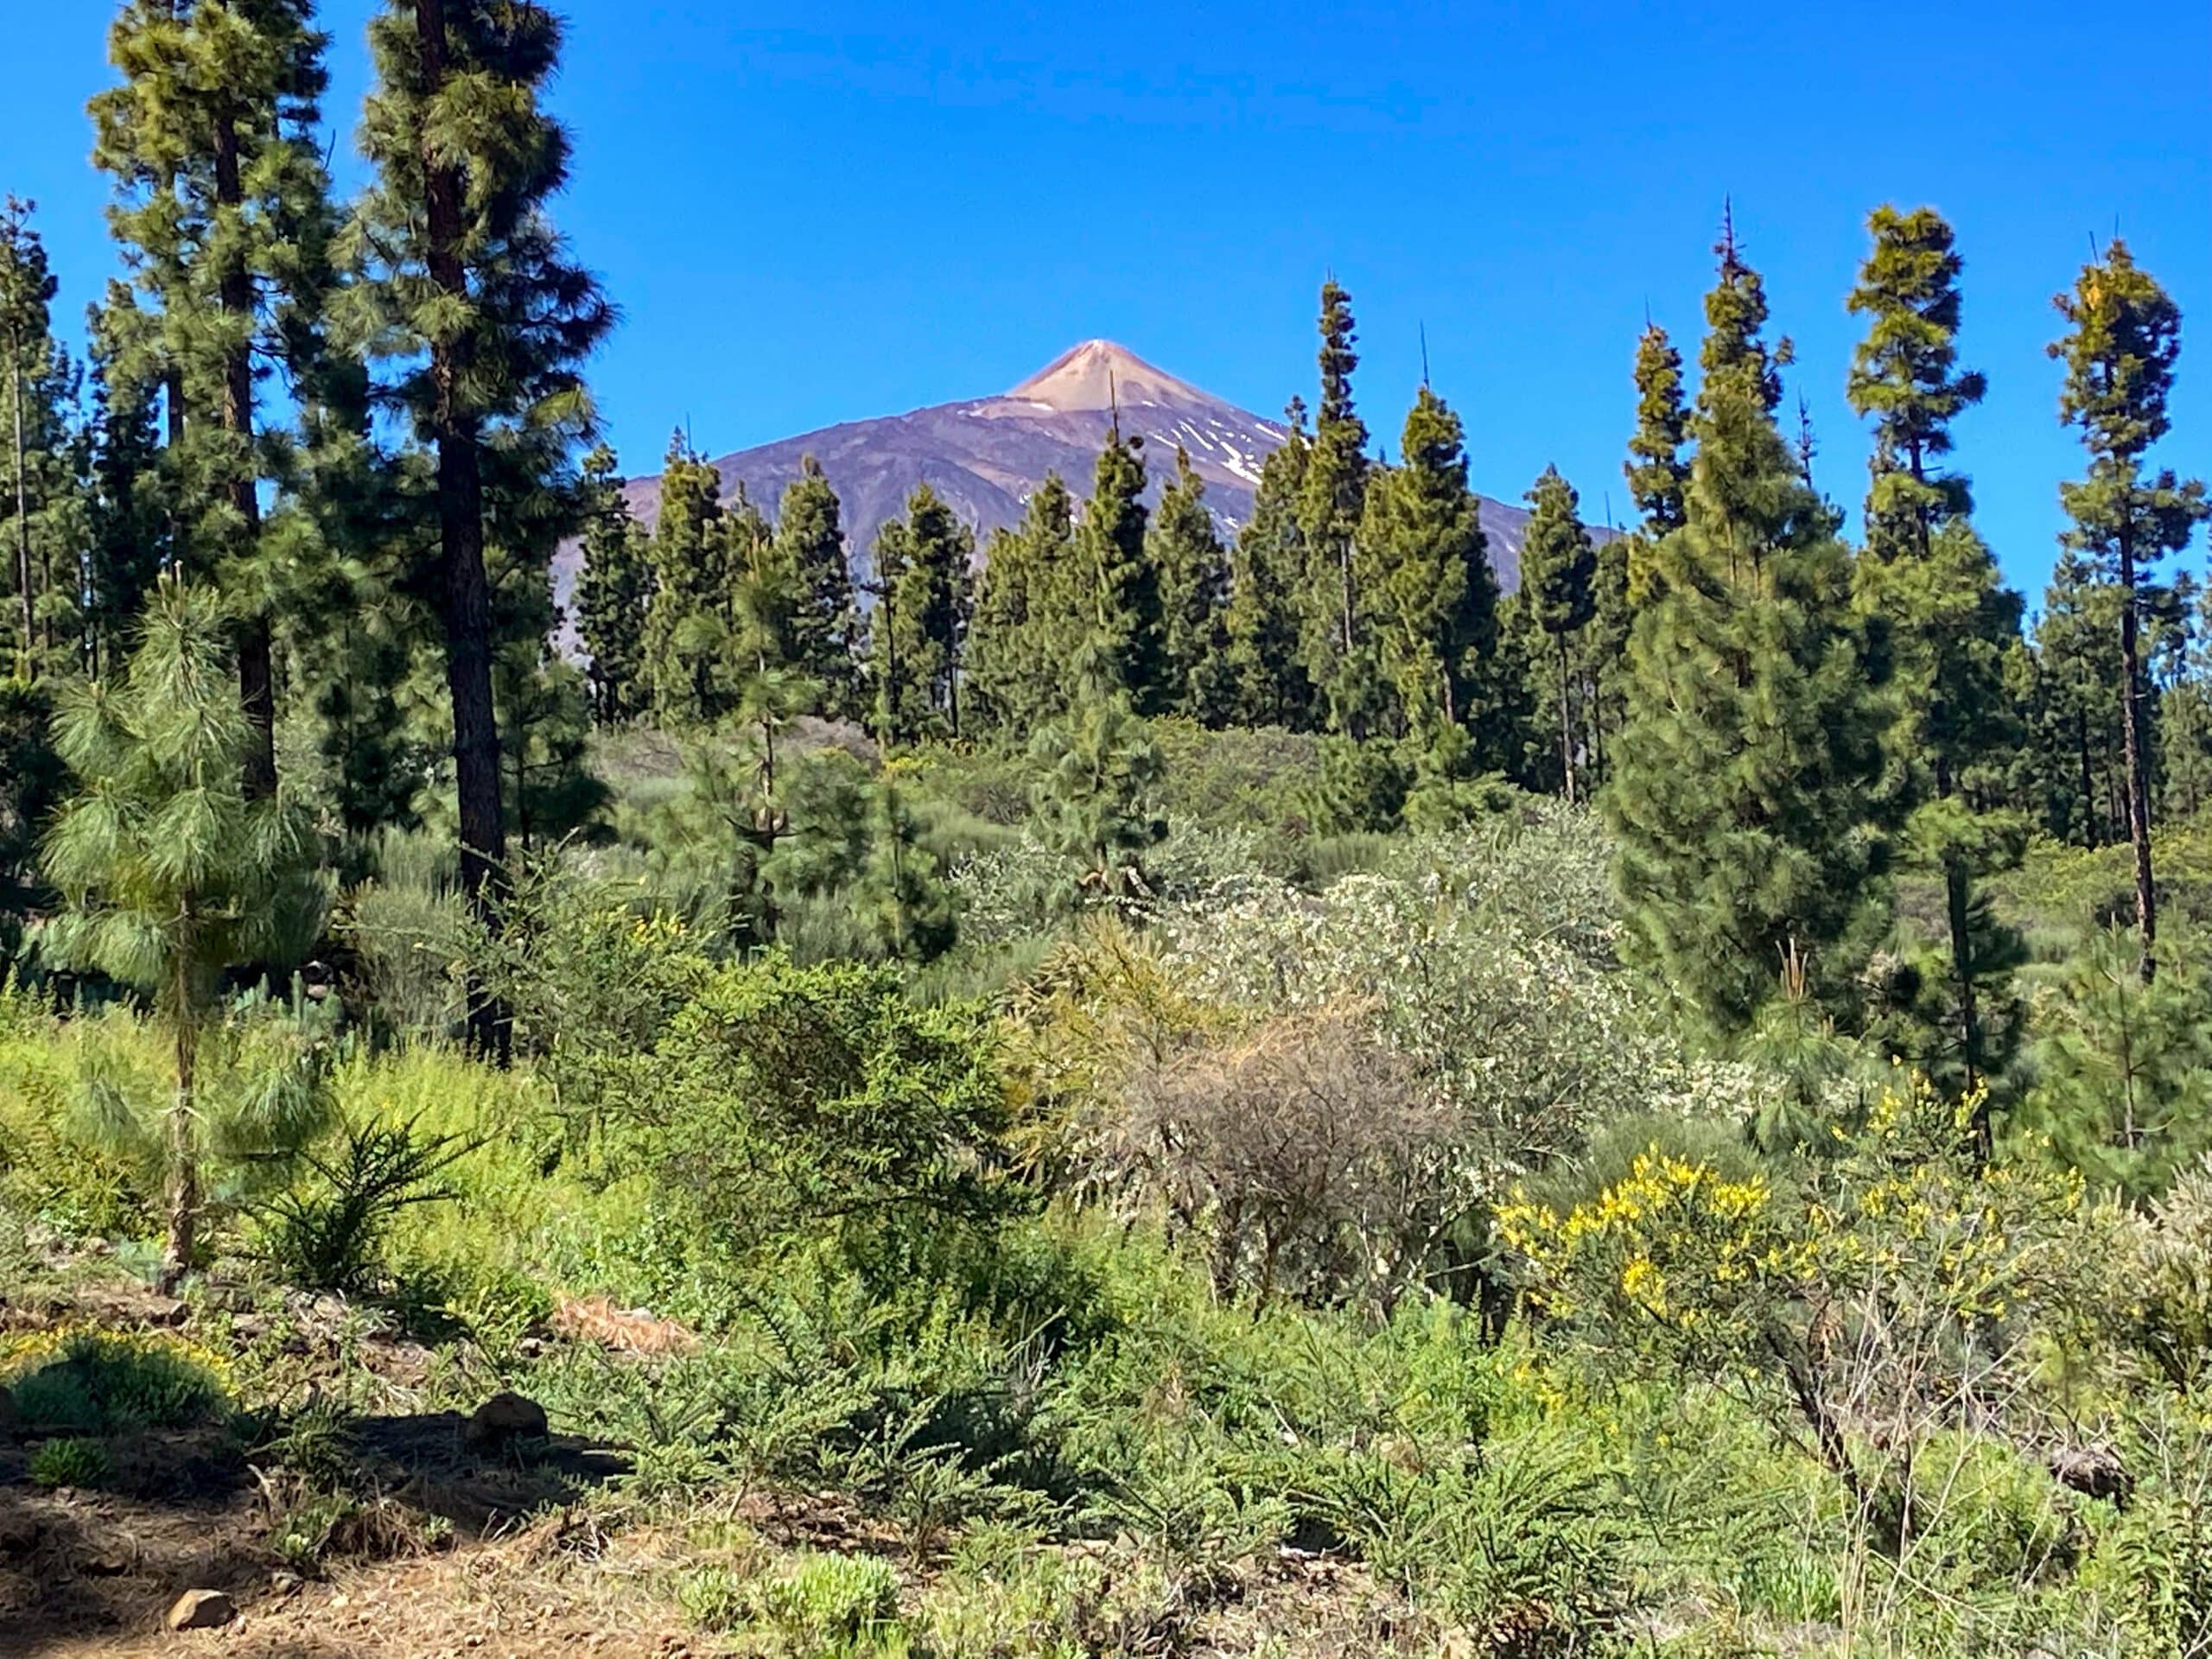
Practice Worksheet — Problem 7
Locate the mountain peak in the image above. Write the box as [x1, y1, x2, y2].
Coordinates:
[1005, 340, 1209, 413]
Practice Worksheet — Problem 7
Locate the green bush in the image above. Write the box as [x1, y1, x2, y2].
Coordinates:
[682, 1552, 907, 1655]
[254, 1117, 473, 1293]
[7, 1331, 229, 1433]
[641, 954, 1033, 1285]
[29, 1436, 112, 1489]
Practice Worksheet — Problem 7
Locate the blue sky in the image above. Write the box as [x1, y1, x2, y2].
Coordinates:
[5, 0, 2209, 598]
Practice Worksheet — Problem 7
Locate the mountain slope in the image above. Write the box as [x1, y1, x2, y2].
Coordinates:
[564, 341, 1599, 611]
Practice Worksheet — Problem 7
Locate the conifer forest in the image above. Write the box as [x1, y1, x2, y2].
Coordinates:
[2, 4, 2210, 1656]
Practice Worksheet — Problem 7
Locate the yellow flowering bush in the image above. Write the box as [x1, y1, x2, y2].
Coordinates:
[1500, 1074, 2088, 1546]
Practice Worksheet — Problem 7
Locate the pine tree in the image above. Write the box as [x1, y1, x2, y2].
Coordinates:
[1298, 283, 1372, 728]
[2025, 550, 2128, 846]
[1518, 466, 1598, 803]
[1224, 401, 1313, 728]
[41, 579, 318, 1287]
[1623, 321, 1692, 601]
[2049, 239, 2210, 980]
[92, 0, 342, 792]
[1081, 422, 1163, 708]
[643, 434, 730, 725]
[573, 443, 653, 725]
[2159, 579, 2212, 820]
[1580, 521, 1632, 788]
[868, 484, 970, 746]
[0, 199, 86, 681]
[854, 777, 955, 960]
[0, 678, 67, 963]
[1846, 205, 2026, 1102]
[966, 474, 1086, 734]
[341, 0, 613, 1053]
[1609, 217, 1891, 1036]
[501, 653, 607, 849]
[963, 526, 1033, 737]
[775, 456, 861, 718]
[1357, 386, 1497, 746]
[83, 299, 169, 678]
[1028, 691, 1167, 901]
[1148, 446, 1230, 721]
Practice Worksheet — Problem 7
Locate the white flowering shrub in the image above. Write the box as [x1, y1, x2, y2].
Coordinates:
[1033, 838, 1681, 1312]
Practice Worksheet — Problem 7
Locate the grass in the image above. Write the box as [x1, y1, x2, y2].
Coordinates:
[28, 1435, 112, 1489]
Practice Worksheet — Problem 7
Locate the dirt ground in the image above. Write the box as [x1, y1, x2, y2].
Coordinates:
[0, 1262, 690, 1659]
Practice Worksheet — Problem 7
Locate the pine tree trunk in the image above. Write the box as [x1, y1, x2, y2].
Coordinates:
[417, 0, 511, 1058]
[8, 321, 32, 675]
[161, 972, 199, 1294]
[213, 105, 277, 798]
[2076, 709, 2095, 849]
[1932, 753, 1989, 1153]
[1556, 632, 1576, 806]
[2118, 531, 2158, 981]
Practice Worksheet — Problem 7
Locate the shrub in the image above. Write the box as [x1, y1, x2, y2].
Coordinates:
[1112, 1005, 1458, 1305]
[1035, 860, 1677, 1311]
[683, 1552, 907, 1654]
[1501, 1075, 2090, 1551]
[29, 1436, 111, 1490]
[253, 1117, 474, 1293]
[642, 955, 1032, 1286]
[4, 1329, 229, 1433]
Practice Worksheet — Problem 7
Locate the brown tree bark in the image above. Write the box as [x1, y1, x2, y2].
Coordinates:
[8, 319, 31, 674]
[2117, 527, 2158, 982]
[212, 105, 277, 797]
[416, 0, 512, 1058]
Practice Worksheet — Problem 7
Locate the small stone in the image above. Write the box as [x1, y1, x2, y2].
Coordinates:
[143, 1297, 190, 1329]
[167, 1589, 236, 1631]
[464, 1391, 548, 1451]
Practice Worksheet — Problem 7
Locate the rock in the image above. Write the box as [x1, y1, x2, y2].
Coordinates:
[464, 1391, 548, 1451]
[166, 1589, 236, 1631]
[143, 1296, 191, 1329]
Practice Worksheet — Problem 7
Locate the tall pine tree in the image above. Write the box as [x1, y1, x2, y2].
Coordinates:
[1518, 465, 1597, 804]
[868, 484, 970, 746]
[1080, 420, 1162, 708]
[1610, 216, 1890, 1036]
[2049, 239, 2209, 980]
[965, 475, 1080, 734]
[573, 443, 652, 725]
[341, 0, 613, 1052]
[1147, 445, 1230, 721]
[1623, 321, 1691, 603]
[1846, 205, 2025, 1098]
[1357, 385, 1497, 744]
[92, 0, 342, 792]
[1224, 400, 1313, 728]
[0, 199, 85, 681]
[641, 433, 730, 724]
[1298, 282, 1373, 730]
[775, 456, 861, 719]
